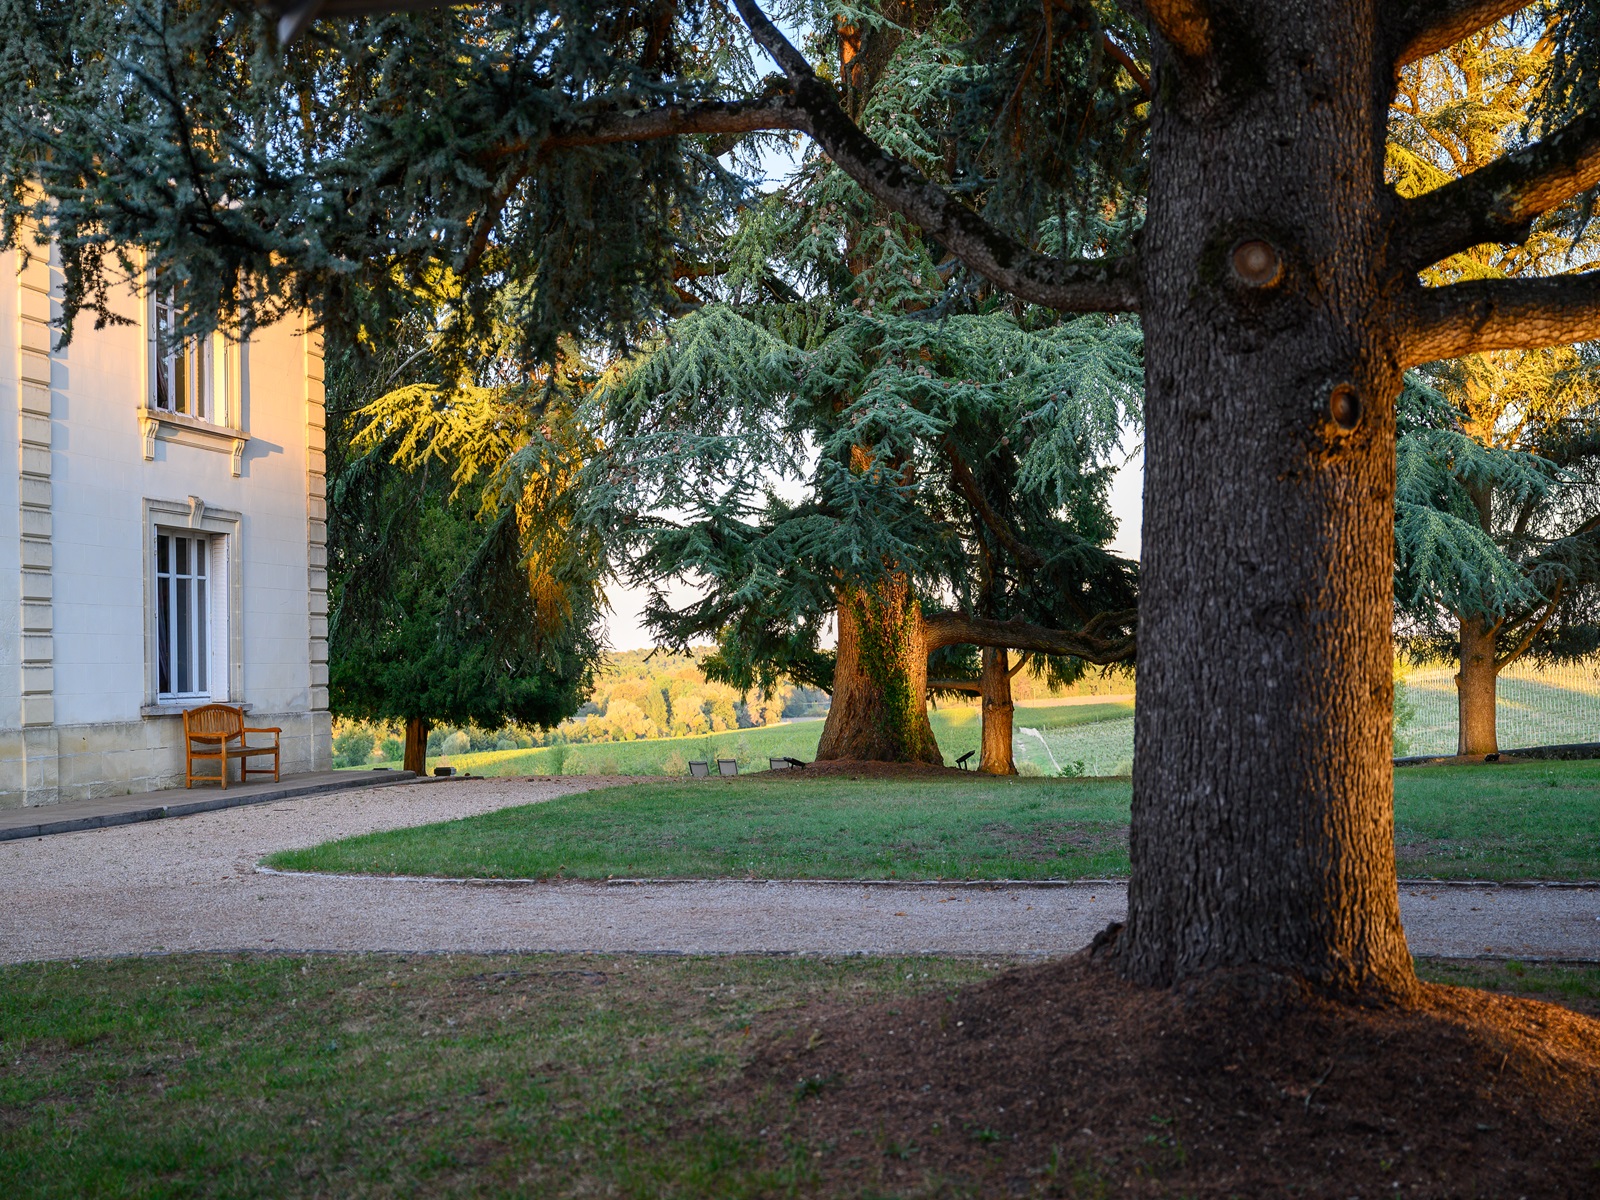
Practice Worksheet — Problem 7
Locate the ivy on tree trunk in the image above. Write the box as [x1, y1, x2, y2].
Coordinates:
[816, 580, 942, 765]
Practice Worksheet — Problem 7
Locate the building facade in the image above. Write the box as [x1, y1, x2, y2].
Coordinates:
[1, 238, 332, 807]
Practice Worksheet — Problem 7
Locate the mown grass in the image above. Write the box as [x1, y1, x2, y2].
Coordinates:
[269, 776, 1134, 881]
[1417, 957, 1600, 1015]
[357, 699, 1138, 779]
[1, 953, 1593, 1199]
[269, 760, 1600, 881]
[1393, 758, 1600, 879]
[0, 952, 998, 1200]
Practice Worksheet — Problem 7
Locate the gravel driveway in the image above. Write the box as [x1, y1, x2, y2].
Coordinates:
[0, 777, 1595, 963]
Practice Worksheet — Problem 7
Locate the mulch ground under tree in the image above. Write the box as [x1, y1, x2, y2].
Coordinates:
[721, 950, 1600, 1197]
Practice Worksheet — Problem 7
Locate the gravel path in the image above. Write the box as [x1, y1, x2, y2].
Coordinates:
[1, 777, 1596, 963]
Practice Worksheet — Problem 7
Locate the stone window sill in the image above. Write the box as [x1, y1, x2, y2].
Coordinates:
[139, 408, 249, 476]
[141, 700, 253, 718]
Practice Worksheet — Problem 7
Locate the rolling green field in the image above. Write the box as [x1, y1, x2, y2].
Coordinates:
[272, 759, 1600, 882]
[1399, 660, 1600, 756]
[376, 698, 1138, 779]
[3, 952, 1587, 1200]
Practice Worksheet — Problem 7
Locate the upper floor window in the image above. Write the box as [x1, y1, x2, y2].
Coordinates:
[152, 290, 234, 426]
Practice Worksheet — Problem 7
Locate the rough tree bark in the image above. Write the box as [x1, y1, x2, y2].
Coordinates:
[979, 647, 1018, 775]
[1455, 618, 1500, 756]
[815, 580, 943, 765]
[1119, 3, 1415, 999]
[402, 717, 429, 776]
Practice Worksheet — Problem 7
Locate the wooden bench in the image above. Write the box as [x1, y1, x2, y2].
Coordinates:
[182, 703, 281, 788]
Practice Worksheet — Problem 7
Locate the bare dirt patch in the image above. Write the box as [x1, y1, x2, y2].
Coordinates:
[976, 821, 1128, 863]
[728, 952, 1600, 1197]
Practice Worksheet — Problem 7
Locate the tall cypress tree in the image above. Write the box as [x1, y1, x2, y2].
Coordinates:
[326, 315, 604, 774]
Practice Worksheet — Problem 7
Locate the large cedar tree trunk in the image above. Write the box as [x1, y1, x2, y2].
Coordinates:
[979, 647, 1017, 774]
[817, 579, 943, 764]
[1122, 6, 1415, 998]
[1455, 617, 1499, 756]
[403, 717, 429, 776]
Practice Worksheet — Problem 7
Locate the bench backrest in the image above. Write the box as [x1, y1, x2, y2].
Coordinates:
[183, 703, 243, 741]
[688, 760, 710, 777]
[717, 758, 739, 777]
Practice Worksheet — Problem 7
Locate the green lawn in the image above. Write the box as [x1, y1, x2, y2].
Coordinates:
[1, 953, 1593, 1199]
[271, 776, 1134, 880]
[362, 699, 1138, 778]
[0, 952, 994, 1200]
[1392, 758, 1600, 878]
[269, 759, 1600, 881]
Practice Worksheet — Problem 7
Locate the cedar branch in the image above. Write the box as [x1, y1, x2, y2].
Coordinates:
[731, 0, 1142, 313]
[1390, 1, 1531, 72]
[944, 441, 1047, 572]
[1495, 580, 1562, 671]
[1398, 272, 1600, 366]
[1099, 31, 1152, 98]
[1394, 108, 1600, 272]
[923, 611, 1136, 663]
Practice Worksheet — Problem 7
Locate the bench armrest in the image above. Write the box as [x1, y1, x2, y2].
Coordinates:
[242, 726, 282, 736]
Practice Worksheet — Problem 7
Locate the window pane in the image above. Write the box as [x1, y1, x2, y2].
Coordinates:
[175, 343, 190, 415]
[157, 575, 172, 695]
[176, 536, 188, 576]
[157, 533, 169, 575]
[195, 575, 208, 694]
[155, 296, 174, 411]
[177, 568, 191, 693]
[194, 337, 211, 422]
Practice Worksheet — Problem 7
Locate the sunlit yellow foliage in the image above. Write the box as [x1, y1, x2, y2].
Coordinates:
[353, 339, 602, 643]
[1389, 16, 1600, 444]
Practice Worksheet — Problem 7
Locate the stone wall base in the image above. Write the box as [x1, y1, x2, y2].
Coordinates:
[0, 711, 332, 809]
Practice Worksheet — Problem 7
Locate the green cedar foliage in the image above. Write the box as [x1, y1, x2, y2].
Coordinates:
[0, 0, 765, 360]
[1394, 365, 1600, 667]
[0, 0, 1151, 361]
[588, 2, 1142, 697]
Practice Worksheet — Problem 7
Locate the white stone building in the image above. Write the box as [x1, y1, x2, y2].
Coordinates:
[1, 241, 333, 807]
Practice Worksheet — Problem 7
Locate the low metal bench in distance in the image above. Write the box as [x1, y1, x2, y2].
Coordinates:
[688, 760, 710, 777]
[717, 758, 739, 777]
[768, 756, 808, 770]
[955, 750, 975, 770]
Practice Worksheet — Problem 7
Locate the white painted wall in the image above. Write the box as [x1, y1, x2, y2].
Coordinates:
[0, 259, 18, 733]
[47, 274, 314, 724]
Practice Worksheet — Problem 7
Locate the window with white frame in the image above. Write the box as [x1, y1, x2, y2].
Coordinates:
[151, 291, 233, 425]
[155, 530, 227, 700]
